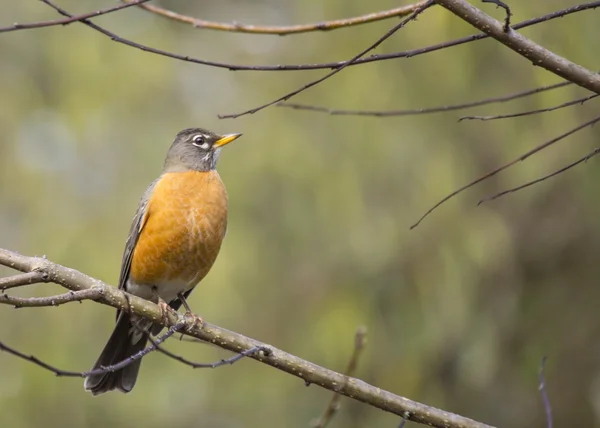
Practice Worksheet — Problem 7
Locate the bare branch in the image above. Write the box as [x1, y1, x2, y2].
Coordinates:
[481, 0, 512, 32]
[36, 1, 599, 73]
[0, 271, 47, 290]
[539, 356, 553, 428]
[411, 114, 600, 229]
[312, 326, 368, 428]
[478, 147, 600, 205]
[0, 322, 182, 378]
[459, 94, 600, 121]
[125, 0, 429, 35]
[0, 247, 492, 428]
[0, 289, 102, 307]
[278, 81, 572, 117]
[218, 1, 435, 119]
[0, 0, 150, 34]
[434, 0, 600, 95]
[151, 341, 269, 369]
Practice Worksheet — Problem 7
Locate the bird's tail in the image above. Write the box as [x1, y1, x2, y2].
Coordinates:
[84, 313, 148, 395]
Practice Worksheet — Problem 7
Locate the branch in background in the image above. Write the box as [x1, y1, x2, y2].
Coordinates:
[0, 248, 493, 428]
[35, 1, 600, 73]
[217, 1, 435, 119]
[539, 357, 553, 428]
[312, 326, 368, 428]
[0, 271, 48, 290]
[125, 0, 429, 35]
[459, 94, 600, 121]
[0, 0, 150, 33]
[410, 114, 600, 229]
[479, 147, 600, 204]
[278, 81, 572, 117]
[434, 0, 600, 95]
[0, 322, 182, 378]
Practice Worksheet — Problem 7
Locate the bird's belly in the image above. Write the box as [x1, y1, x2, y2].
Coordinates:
[128, 171, 228, 300]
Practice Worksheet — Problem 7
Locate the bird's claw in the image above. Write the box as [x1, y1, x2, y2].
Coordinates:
[183, 311, 204, 332]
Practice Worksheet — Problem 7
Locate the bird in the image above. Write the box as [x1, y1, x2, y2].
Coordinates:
[84, 128, 242, 395]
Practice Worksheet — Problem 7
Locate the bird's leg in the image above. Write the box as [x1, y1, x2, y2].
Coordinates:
[178, 292, 204, 332]
[152, 286, 174, 327]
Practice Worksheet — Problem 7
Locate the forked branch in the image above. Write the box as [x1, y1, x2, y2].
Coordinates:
[0, 247, 492, 428]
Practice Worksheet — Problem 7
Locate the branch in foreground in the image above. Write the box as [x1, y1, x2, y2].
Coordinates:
[434, 0, 600, 95]
[0, 289, 101, 307]
[0, 271, 48, 290]
[126, 0, 429, 35]
[150, 339, 268, 369]
[0, 247, 493, 428]
[218, 1, 435, 119]
[0, 322, 182, 378]
[312, 326, 367, 428]
[38, 1, 599, 73]
[478, 147, 600, 204]
[278, 81, 572, 117]
[0, 0, 150, 33]
[410, 114, 600, 229]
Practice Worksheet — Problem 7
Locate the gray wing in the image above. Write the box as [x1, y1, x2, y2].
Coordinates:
[115, 180, 158, 319]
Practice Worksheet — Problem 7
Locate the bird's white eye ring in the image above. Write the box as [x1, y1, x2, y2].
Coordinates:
[192, 135, 210, 149]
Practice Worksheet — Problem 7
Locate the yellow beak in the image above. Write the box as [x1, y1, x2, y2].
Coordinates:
[213, 133, 242, 148]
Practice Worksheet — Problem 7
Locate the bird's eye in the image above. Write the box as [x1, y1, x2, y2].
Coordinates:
[192, 135, 210, 149]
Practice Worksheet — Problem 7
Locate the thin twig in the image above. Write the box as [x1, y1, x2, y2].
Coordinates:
[481, 0, 512, 32]
[278, 81, 571, 117]
[218, 1, 435, 119]
[399, 412, 411, 428]
[411, 115, 600, 229]
[539, 356, 553, 428]
[0, 247, 493, 428]
[312, 327, 368, 428]
[434, 0, 600, 95]
[125, 0, 429, 35]
[0, 322, 182, 378]
[39, 1, 600, 72]
[0, 271, 47, 290]
[479, 147, 600, 205]
[0, 289, 102, 307]
[459, 94, 600, 121]
[150, 340, 270, 368]
[0, 0, 150, 33]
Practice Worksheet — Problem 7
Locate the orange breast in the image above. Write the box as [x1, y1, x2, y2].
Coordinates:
[129, 170, 228, 287]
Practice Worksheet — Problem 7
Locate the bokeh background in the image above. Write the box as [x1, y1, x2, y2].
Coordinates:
[1, 1, 599, 427]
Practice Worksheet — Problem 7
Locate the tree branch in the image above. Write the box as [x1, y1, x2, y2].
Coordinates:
[124, 0, 429, 35]
[218, 1, 435, 119]
[459, 94, 599, 121]
[0, 271, 48, 290]
[478, 147, 600, 205]
[312, 326, 367, 428]
[0, 289, 102, 307]
[278, 81, 572, 117]
[34, 0, 599, 73]
[0, 247, 493, 428]
[434, 0, 600, 95]
[411, 114, 600, 229]
[0, 0, 150, 34]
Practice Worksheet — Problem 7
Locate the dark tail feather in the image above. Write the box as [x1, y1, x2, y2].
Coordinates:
[84, 313, 148, 395]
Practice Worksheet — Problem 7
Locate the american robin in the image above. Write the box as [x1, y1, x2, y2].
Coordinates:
[84, 128, 242, 395]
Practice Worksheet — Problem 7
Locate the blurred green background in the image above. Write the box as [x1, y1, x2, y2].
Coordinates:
[1, 1, 599, 427]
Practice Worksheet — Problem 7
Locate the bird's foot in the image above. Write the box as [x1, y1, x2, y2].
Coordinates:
[157, 297, 175, 325]
[182, 311, 204, 333]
